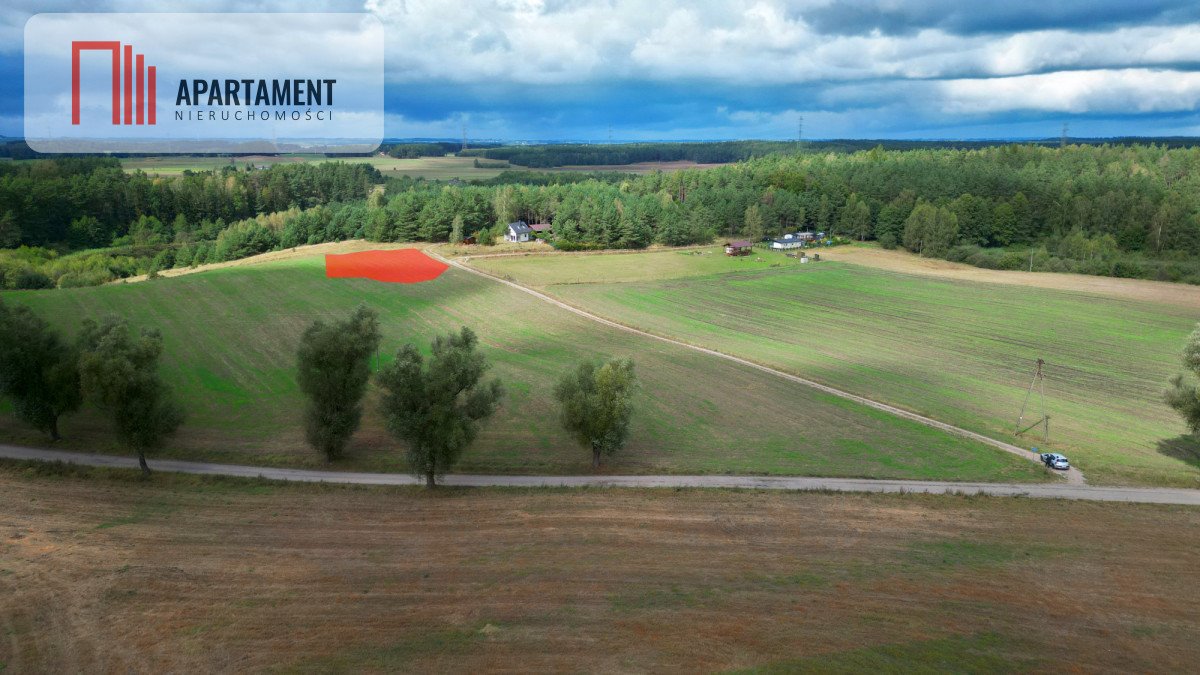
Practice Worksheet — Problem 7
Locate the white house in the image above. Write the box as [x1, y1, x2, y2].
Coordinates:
[505, 221, 533, 243]
[770, 231, 814, 250]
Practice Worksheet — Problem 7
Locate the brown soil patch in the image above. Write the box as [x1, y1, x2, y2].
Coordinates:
[2, 469, 1198, 672]
[825, 246, 1200, 309]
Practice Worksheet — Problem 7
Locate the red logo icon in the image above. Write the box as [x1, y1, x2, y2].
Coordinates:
[71, 41, 156, 125]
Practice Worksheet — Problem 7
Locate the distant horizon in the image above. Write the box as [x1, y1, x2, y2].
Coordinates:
[6, 134, 1200, 147]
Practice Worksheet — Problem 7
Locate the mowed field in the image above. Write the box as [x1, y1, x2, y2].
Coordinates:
[0, 245, 1042, 481]
[3, 465, 1199, 672]
[472, 246, 1200, 487]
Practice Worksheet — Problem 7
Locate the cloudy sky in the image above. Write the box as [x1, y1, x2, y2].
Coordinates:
[3, 0, 1200, 141]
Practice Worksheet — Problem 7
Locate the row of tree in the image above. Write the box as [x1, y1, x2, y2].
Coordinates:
[0, 301, 182, 473]
[295, 307, 638, 486]
[0, 300, 640, 485]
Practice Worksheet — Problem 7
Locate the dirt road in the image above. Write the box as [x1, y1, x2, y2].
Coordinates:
[4, 444, 1191, 503]
[428, 249, 1087, 485]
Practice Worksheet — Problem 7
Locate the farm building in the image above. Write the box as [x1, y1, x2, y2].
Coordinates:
[529, 223, 552, 238]
[770, 231, 816, 250]
[724, 240, 754, 256]
[505, 221, 533, 243]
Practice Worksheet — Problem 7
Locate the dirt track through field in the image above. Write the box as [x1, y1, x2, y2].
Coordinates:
[3, 444, 1196, 503]
[429, 249, 1086, 485]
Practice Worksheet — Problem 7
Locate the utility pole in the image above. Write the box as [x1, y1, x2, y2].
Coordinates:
[1059, 122, 1068, 149]
[1015, 358, 1050, 445]
[608, 124, 613, 144]
[461, 122, 468, 152]
[797, 115, 804, 144]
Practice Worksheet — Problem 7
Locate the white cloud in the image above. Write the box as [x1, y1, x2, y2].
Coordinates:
[939, 69, 1200, 114]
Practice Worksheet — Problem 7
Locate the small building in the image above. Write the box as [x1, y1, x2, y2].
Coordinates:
[505, 221, 533, 243]
[529, 223, 552, 238]
[724, 240, 754, 256]
[770, 231, 815, 250]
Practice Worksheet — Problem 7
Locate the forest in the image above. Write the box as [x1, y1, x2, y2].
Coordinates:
[3, 142, 1200, 288]
[459, 137, 1200, 168]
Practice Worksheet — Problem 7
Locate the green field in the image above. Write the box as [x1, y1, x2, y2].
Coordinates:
[472, 247, 1200, 487]
[0, 250, 1043, 481]
[119, 154, 517, 180]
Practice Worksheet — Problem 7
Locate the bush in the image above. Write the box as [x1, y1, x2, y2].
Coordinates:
[57, 270, 114, 288]
[997, 251, 1027, 271]
[12, 267, 54, 289]
[1110, 259, 1144, 279]
[878, 232, 898, 249]
[552, 240, 606, 252]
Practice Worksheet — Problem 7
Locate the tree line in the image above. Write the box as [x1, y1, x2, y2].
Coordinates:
[0, 300, 182, 474]
[295, 306, 638, 486]
[0, 158, 381, 249]
[8, 143, 1200, 289]
[0, 301, 639, 485]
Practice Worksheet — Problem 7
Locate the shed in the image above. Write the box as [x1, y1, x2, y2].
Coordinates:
[724, 240, 754, 256]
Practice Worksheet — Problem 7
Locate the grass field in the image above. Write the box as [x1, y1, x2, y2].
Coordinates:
[119, 154, 518, 180]
[472, 246, 1200, 487]
[2, 464, 1197, 671]
[118, 155, 723, 179]
[0, 246, 1042, 482]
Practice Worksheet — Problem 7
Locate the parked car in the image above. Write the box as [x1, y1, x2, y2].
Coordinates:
[1040, 452, 1070, 470]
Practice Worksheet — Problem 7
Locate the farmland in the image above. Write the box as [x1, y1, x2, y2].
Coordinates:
[116, 155, 712, 180]
[472, 246, 1200, 487]
[0, 245, 1041, 482]
[2, 464, 1198, 672]
[119, 154, 517, 180]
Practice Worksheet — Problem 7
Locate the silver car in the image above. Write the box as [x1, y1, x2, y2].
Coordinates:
[1041, 453, 1070, 470]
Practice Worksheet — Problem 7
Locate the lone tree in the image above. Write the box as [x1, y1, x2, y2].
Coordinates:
[78, 316, 184, 475]
[743, 204, 765, 242]
[1165, 323, 1200, 433]
[0, 300, 81, 440]
[376, 326, 503, 487]
[296, 305, 381, 462]
[554, 358, 637, 469]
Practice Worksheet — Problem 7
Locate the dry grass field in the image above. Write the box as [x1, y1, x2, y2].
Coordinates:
[1, 463, 1197, 672]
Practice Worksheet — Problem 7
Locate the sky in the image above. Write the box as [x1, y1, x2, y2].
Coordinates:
[3, 0, 1200, 141]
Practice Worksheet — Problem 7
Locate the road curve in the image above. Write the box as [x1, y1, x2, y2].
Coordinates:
[0, 444, 1192, 504]
[428, 249, 1086, 486]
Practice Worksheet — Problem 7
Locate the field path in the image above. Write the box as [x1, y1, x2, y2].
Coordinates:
[2, 444, 1193, 503]
[429, 249, 1086, 485]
